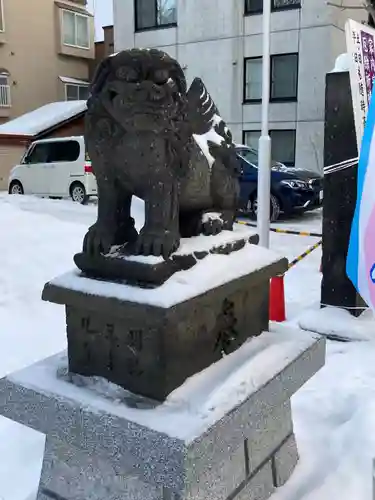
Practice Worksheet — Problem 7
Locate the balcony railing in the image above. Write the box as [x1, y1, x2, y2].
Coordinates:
[0, 84, 11, 107]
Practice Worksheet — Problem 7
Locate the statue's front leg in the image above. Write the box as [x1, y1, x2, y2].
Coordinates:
[83, 175, 118, 256]
[135, 180, 180, 259]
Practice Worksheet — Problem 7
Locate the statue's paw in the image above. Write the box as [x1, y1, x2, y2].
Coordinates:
[134, 229, 180, 260]
[114, 222, 138, 246]
[83, 222, 114, 256]
[201, 213, 224, 236]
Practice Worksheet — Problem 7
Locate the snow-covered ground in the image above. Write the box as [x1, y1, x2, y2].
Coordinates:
[0, 193, 374, 500]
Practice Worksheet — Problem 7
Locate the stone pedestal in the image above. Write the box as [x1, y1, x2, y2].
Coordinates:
[0, 329, 325, 500]
[42, 238, 287, 401]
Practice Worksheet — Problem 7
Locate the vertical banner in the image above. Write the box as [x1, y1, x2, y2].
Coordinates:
[345, 19, 375, 150]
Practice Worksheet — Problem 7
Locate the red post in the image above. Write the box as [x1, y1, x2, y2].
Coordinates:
[269, 275, 286, 322]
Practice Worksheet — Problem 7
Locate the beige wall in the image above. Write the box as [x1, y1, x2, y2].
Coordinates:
[0, 144, 27, 189]
[0, 0, 94, 120]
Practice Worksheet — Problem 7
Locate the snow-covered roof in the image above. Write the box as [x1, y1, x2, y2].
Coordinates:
[0, 100, 87, 137]
[59, 76, 89, 86]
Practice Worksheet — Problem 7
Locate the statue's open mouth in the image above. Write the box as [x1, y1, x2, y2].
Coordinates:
[109, 90, 118, 102]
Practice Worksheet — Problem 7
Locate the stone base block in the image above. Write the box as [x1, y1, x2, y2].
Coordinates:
[39, 436, 160, 500]
[272, 434, 299, 487]
[0, 329, 325, 500]
[236, 462, 274, 500]
[42, 242, 287, 401]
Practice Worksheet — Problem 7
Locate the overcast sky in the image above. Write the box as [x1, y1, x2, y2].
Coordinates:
[86, 0, 114, 41]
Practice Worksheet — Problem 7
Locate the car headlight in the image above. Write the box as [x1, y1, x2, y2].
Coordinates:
[280, 179, 309, 189]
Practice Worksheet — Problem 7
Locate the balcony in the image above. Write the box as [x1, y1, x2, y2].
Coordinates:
[0, 84, 10, 107]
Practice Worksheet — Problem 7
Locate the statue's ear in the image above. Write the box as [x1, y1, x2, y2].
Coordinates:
[90, 58, 111, 97]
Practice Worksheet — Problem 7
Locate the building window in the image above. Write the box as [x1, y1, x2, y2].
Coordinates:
[245, 0, 300, 15]
[65, 84, 89, 101]
[244, 53, 298, 103]
[244, 0, 263, 14]
[0, 72, 10, 107]
[243, 131, 261, 151]
[272, 0, 301, 10]
[244, 57, 262, 102]
[135, 0, 177, 31]
[62, 10, 90, 49]
[271, 53, 298, 101]
[243, 130, 296, 166]
[0, 0, 4, 32]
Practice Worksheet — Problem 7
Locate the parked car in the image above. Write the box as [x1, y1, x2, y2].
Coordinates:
[8, 136, 97, 204]
[236, 145, 323, 221]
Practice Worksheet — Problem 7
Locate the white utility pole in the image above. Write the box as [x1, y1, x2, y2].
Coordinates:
[257, 0, 272, 248]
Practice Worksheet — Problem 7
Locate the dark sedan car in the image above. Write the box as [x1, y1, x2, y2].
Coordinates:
[236, 146, 323, 221]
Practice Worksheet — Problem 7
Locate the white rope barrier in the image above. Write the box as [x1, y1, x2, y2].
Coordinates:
[324, 157, 358, 175]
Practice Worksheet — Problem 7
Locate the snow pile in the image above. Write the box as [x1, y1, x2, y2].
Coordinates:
[0, 101, 87, 137]
[0, 419, 44, 500]
[4, 196, 375, 500]
[330, 53, 350, 73]
[277, 339, 375, 500]
[298, 306, 374, 342]
[0, 194, 144, 378]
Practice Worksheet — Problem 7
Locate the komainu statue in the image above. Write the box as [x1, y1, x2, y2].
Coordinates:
[74, 49, 245, 285]
[81, 48, 240, 261]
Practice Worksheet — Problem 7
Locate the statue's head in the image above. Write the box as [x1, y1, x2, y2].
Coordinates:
[87, 48, 187, 132]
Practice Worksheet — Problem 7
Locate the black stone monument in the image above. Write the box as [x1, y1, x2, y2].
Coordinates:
[321, 70, 367, 316]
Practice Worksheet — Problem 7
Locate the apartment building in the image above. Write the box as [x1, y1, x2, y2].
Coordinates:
[0, 0, 94, 124]
[113, 0, 367, 173]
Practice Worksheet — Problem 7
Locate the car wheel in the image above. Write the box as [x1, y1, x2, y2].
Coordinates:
[270, 194, 281, 222]
[9, 181, 24, 195]
[70, 182, 88, 204]
[248, 193, 281, 222]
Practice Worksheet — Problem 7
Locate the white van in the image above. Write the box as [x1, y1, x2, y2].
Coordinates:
[8, 136, 97, 204]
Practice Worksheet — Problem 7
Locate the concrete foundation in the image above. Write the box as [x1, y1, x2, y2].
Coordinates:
[0, 329, 325, 500]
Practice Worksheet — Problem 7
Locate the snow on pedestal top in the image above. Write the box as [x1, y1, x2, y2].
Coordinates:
[8, 327, 321, 443]
[48, 227, 285, 308]
[117, 222, 255, 264]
